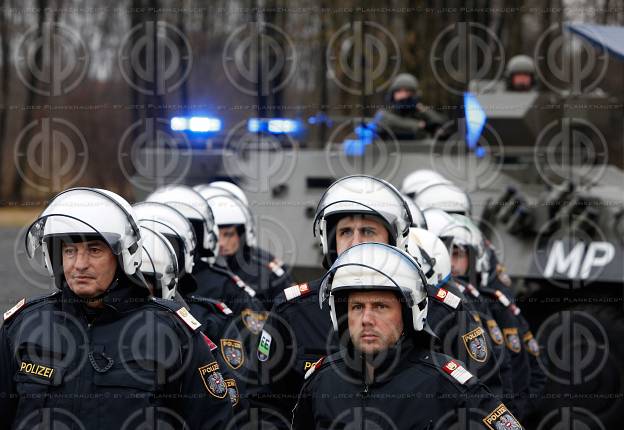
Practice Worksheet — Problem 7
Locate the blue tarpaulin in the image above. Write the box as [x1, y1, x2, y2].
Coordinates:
[566, 23, 624, 61]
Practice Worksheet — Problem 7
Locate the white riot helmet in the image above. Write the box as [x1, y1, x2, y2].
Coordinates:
[314, 175, 412, 268]
[401, 170, 451, 198]
[133, 202, 197, 276]
[25, 188, 143, 287]
[139, 226, 179, 300]
[320, 242, 429, 333]
[207, 181, 249, 206]
[146, 186, 218, 258]
[407, 227, 452, 287]
[424, 209, 487, 281]
[415, 183, 472, 216]
[402, 194, 427, 229]
[195, 186, 257, 247]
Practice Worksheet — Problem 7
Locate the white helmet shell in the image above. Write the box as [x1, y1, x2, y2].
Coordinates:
[401, 170, 451, 197]
[320, 242, 429, 332]
[133, 202, 197, 276]
[195, 186, 256, 247]
[146, 185, 218, 256]
[139, 226, 179, 300]
[208, 181, 249, 206]
[415, 183, 472, 216]
[314, 175, 411, 267]
[26, 187, 142, 278]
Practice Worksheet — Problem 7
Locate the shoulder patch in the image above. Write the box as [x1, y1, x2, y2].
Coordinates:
[284, 283, 311, 301]
[442, 359, 474, 385]
[483, 403, 523, 430]
[257, 329, 272, 362]
[225, 378, 240, 407]
[198, 362, 227, 399]
[487, 319, 504, 345]
[304, 356, 325, 380]
[175, 307, 202, 331]
[523, 331, 540, 357]
[462, 326, 488, 363]
[268, 259, 286, 277]
[433, 288, 461, 309]
[4, 298, 26, 321]
[503, 328, 522, 353]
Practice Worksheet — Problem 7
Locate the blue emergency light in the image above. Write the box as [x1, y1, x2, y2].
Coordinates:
[463, 92, 486, 150]
[247, 118, 302, 134]
[170, 116, 222, 133]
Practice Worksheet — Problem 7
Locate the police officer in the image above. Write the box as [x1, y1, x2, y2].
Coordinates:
[292, 242, 524, 430]
[372, 72, 448, 140]
[429, 210, 545, 420]
[505, 55, 536, 92]
[256, 176, 412, 423]
[194, 185, 291, 308]
[134, 201, 254, 393]
[0, 188, 233, 429]
[138, 224, 244, 410]
[204, 181, 291, 280]
[407, 227, 513, 398]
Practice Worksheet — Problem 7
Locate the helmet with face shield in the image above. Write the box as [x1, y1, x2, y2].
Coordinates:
[407, 227, 452, 288]
[423, 208, 487, 285]
[133, 202, 197, 276]
[402, 194, 427, 229]
[414, 183, 472, 216]
[206, 181, 249, 206]
[25, 187, 143, 288]
[319, 242, 429, 336]
[313, 175, 412, 269]
[145, 185, 218, 259]
[401, 169, 452, 198]
[195, 186, 256, 248]
[139, 226, 179, 300]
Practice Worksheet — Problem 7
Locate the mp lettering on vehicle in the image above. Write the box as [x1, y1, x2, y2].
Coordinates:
[543, 240, 616, 280]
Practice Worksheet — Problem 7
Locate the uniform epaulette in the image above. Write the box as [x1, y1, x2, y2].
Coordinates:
[431, 287, 461, 309]
[267, 258, 286, 277]
[186, 295, 234, 316]
[283, 283, 312, 301]
[419, 353, 477, 388]
[3, 290, 61, 323]
[150, 297, 202, 331]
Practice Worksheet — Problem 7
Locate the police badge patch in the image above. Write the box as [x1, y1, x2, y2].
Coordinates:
[487, 320, 504, 345]
[198, 362, 227, 399]
[483, 403, 523, 430]
[503, 328, 521, 353]
[462, 326, 488, 362]
[241, 309, 267, 335]
[225, 378, 239, 407]
[523, 331, 540, 357]
[221, 339, 245, 369]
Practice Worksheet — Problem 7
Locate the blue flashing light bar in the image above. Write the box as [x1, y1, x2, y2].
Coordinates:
[247, 118, 302, 134]
[463, 92, 486, 149]
[170, 116, 222, 133]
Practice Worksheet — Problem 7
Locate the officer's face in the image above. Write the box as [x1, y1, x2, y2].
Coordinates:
[335, 215, 390, 255]
[392, 88, 415, 102]
[511, 73, 532, 90]
[451, 246, 469, 276]
[218, 226, 240, 256]
[62, 240, 117, 302]
[348, 290, 403, 355]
